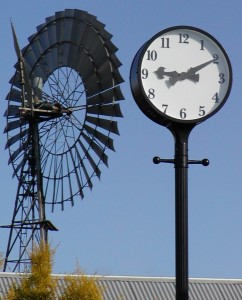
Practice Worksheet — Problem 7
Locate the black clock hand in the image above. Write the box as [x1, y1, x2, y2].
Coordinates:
[154, 67, 179, 79]
[169, 72, 199, 86]
[187, 58, 216, 75]
[154, 67, 199, 87]
[169, 58, 216, 86]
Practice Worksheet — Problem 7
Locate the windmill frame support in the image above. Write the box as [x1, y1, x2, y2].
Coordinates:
[1, 122, 57, 272]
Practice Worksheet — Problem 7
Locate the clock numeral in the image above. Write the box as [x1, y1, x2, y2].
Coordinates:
[219, 73, 225, 84]
[180, 108, 187, 119]
[200, 40, 205, 50]
[179, 33, 189, 44]
[147, 50, 157, 61]
[141, 68, 148, 79]
[161, 37, 170, 48]
[212, 93, 220, 103]
[199, 106, 206, 117]
[162, 104, 168, 114]
[148, 88, 155, 99]
[213, 54, 219, 64]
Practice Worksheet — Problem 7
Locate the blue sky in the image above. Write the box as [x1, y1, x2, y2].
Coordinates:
[1, 0, 242, 279]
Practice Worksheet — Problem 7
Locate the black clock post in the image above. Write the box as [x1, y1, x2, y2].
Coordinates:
[153, 123, 209, 300]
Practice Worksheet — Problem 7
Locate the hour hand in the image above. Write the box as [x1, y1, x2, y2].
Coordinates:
[154, 67, 199, 87]
[154, 67, 179, 80]
[169, 72, 199, 86]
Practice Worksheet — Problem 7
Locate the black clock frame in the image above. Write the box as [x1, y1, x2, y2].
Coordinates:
[130, 25, 232, 127]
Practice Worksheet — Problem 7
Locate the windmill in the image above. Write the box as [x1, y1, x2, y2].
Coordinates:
[3, 9, 124, 272]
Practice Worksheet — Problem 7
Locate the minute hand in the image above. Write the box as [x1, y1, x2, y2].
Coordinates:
[186, 58, 216, 76]
[169, 58, 216, 86]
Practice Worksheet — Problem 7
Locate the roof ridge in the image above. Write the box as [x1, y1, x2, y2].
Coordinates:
[1, 272, 242, 284]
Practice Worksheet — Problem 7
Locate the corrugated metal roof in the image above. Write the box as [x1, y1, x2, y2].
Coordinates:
[0, 273, 242, 299]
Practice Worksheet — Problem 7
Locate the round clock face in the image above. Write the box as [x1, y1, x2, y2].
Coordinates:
[130, 26, 232, 124]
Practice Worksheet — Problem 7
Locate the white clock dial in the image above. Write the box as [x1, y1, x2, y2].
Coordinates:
[131, 26, 232, 125]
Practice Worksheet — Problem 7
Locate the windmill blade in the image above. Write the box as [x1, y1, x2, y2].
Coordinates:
[84, 124, 115, 151]
[86, 116, 119, 135]
[8, 140, 28, 164]
[75, 147, 94, 190]
[11, 154, 28, 178]
[87, 103, 123, 118]
[4, 119, 27, 133]
[22, 45, 38, 74]
[4, 105, 20, 117]
[87, 86, 124, 105]
[9, 72, 21, 90]
[82, 132, 108, 166]
[6, 88, 22, 103]
[5, 129, 28, 149]
[77, 140, 101, 179]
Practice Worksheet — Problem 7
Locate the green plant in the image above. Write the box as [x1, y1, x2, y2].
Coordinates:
[3, 244, 103, 300]
[4, 243, 56, 300]
[60, 265, 103, 300]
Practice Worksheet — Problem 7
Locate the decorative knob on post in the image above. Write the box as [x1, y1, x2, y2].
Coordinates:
[153, 157, 175, 164]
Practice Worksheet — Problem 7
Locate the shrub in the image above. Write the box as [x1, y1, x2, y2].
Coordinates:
[60, 267, 103, 300]
[4, 243, 56, 300]
[3, 244, 103, 300]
